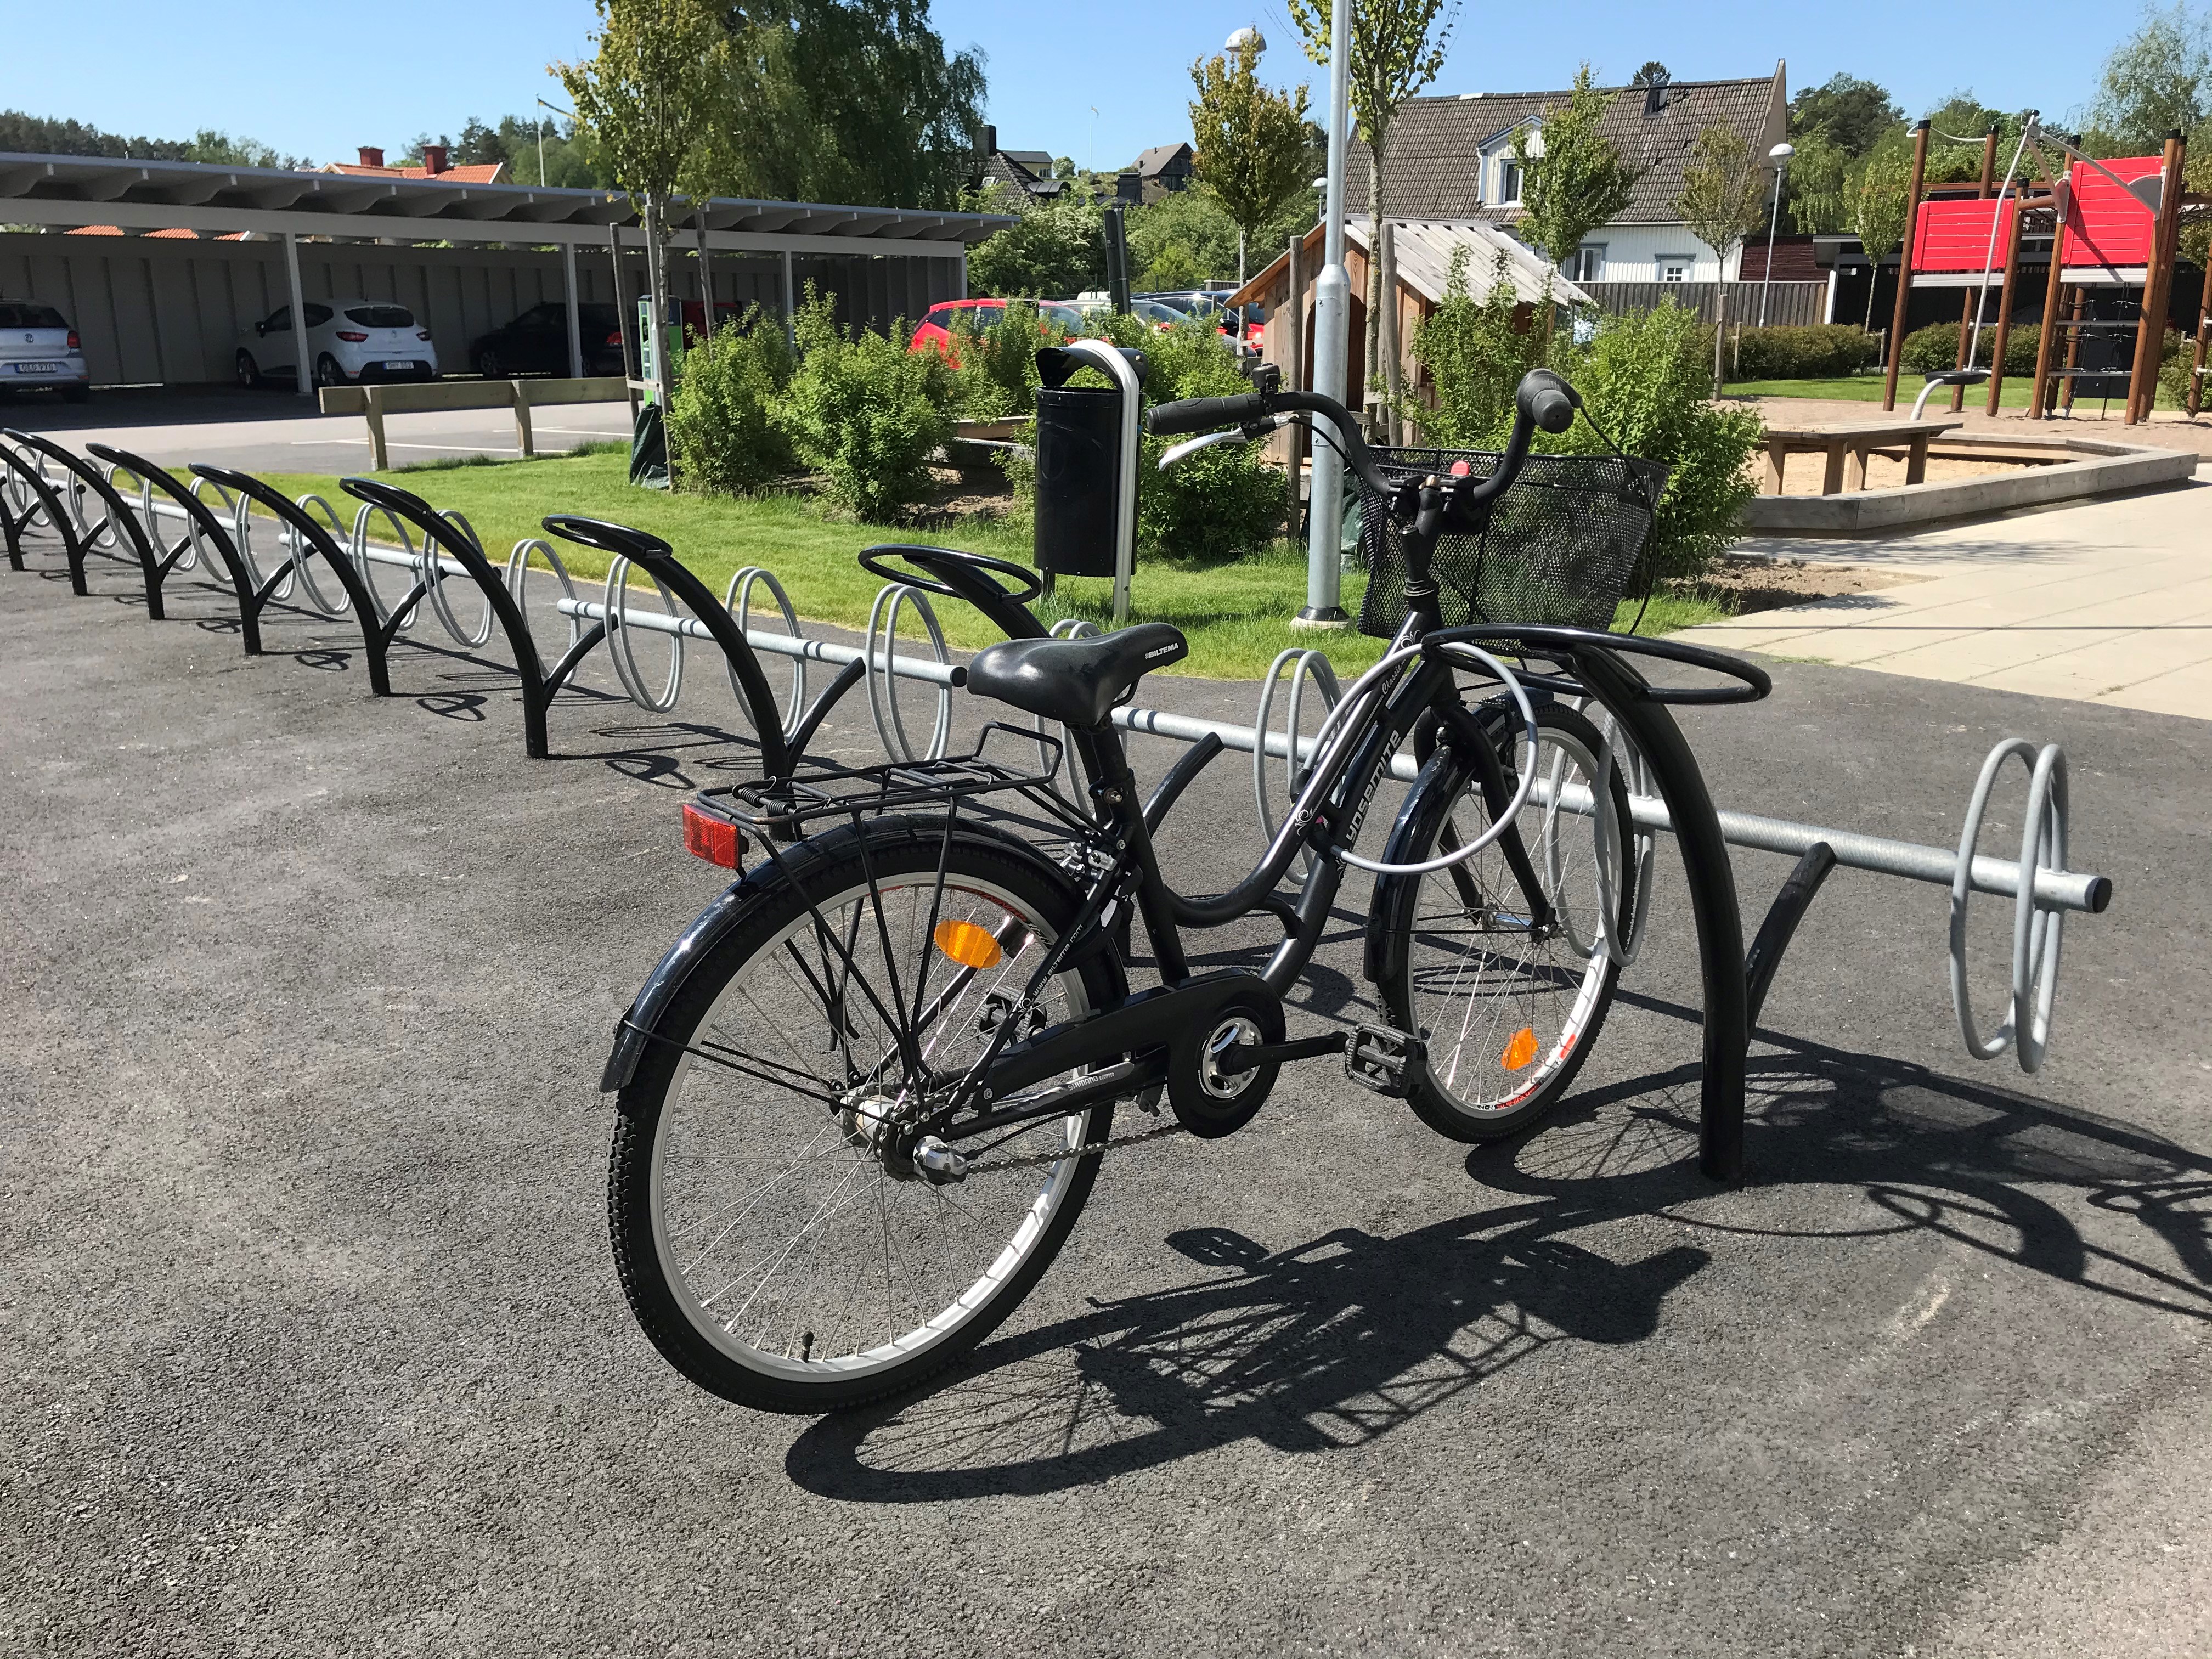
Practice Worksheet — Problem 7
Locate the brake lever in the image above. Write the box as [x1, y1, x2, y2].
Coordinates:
[1158, 415, 1287, 471]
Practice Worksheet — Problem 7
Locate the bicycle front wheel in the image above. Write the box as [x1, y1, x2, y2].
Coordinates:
[1373, 703, 1635, 1143]
[608, 818, 1125, 1413]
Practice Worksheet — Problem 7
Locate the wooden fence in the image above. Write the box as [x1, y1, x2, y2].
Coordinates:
[1577, 280, 1828, 328]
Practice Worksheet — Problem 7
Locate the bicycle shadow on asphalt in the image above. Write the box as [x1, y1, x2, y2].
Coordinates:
[785, 1037, 2212, 1504]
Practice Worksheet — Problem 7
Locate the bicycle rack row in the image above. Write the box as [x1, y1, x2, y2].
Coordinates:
[1, 432, 2115, 1182]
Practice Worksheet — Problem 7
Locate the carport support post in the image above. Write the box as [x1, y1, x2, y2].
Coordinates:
[512, 380, 535, 458]
[1984, 196, 2027, 415]
[608, 223, 639, 422]
[561, 241, 584, 378]
[1882, 121, 1931, 413]
[780, 251, 796, 345]
[283, 232, 312, 400]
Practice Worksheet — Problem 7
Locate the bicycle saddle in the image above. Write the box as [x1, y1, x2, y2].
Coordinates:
[966, 623, 1188, 729]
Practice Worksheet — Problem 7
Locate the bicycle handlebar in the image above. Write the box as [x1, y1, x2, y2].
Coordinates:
[1143, 368, 1584, 520]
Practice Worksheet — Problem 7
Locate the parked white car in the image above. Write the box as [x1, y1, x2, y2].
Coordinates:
[0, 301, 91, 402]
[236, 299, 438, 389]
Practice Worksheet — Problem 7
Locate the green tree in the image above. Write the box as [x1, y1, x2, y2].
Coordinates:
[1127, 188, 1243, 285]
[968, 188, 1107, 296]
[1288, 0, 1459, 424]
[1850, 138, 1914, 329]
[1788, 74, 1903, 156]
[2086, 3, 2209, 151]
[1629, 62, 1671, 88]
[557, 0, 733, 407]
[1782, 130, 1854, 234]
[1188, 40, 1312, 284]
[1673, 123, 1773, 384]
[716, 0, 985, 209]
[1511, 63, 1640, 273]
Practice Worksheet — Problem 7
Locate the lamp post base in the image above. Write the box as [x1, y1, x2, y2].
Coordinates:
[1291, 606, 1353, 631]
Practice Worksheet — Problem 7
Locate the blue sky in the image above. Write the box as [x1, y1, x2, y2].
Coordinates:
[0, 0, 2137, 176]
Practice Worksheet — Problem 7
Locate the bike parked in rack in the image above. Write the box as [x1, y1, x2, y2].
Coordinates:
[597, 366, 1765, 1413]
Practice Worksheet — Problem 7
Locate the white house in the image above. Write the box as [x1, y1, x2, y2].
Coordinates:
[1349, 64, 1790, 285]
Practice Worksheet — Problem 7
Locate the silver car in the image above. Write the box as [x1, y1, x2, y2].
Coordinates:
[0, 301, 91, 402]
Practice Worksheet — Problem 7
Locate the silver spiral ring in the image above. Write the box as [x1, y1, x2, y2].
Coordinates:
[724, 566, 806, 738]
[420, 510, 494, 647]
[603, 556, 684, 713]
[865, 582, 951, 763]
[287, 495, 354, 617]
[1252, 647, 1341, 861]
[505, 538, 577, 650]
[1950, 739, 2068, 1073]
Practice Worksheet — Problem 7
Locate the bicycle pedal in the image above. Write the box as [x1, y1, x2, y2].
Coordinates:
[1345, 1024, 1424, 1098]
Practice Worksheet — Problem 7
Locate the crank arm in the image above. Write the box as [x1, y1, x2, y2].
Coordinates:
[1211, 1028, 1350, 1076]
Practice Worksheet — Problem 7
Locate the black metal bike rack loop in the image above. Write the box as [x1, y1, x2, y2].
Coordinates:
[343, 477, 592, 760]
[4, 429, 164, 616]
[1434, 624, 1775, 1182]
[82, 443, 261, 632]
[190, 464, 407, 697]
[543, 514, 796, 780]
[0, 431, 92, 588]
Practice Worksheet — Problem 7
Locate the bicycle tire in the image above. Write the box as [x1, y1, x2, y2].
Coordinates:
[1372, 703, 1635, 1143]
[609, 817, 1125, 1413]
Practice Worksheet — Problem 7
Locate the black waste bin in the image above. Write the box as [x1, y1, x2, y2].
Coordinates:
[1032, 384, 1122, 579]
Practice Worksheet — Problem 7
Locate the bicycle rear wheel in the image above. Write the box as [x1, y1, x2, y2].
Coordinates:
[1373, 703, 1634, 1142]
[608, 818, 1125, 1413]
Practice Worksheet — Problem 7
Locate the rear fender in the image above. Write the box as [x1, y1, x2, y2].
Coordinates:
[599, 818, 1105, 1094]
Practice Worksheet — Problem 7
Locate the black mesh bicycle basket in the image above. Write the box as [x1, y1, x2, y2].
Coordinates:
[1354, 447, 1669, 641]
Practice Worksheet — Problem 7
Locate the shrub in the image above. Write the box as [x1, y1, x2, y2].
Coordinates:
[943, 302, 1065, 420]
[1900, 319, 2039, 376]
[1726, 323, 1882, 380]
[968, 190, 1107, 297]
[1005, 308, 1284, 564]
[1405, 258, 1760, 580]
[776, 289, 951, 520]
[665, 307, 793, 496]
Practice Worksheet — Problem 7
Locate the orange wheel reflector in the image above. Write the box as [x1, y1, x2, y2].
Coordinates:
[933, 918, 1003, 970]
[1502, 1026, 1540, 1071]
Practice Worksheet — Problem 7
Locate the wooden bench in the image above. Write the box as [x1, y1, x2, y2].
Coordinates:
[1758, 419, 1963, 496]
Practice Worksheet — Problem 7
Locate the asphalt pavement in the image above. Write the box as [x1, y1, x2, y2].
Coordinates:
[3, 532, 2209, 1657]
[0, 384, 634, 475]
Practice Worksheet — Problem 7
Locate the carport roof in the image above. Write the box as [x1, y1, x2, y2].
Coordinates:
[0, 151, 1014, 253]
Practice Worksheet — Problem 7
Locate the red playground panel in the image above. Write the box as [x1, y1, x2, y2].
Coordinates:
[1911, 196, 2018, 272]
[2061, 154, 2163, 270]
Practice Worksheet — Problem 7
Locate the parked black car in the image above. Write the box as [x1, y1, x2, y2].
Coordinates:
[467, 302, 627, 378]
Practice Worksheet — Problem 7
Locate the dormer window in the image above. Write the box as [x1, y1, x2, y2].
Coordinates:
[1498, 160, 1523, 204]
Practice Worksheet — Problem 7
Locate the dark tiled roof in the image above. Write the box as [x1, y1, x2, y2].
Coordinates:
[1002, 150, 1054, 173]
[1347, 67, 1786, 226]
[1133, 143, 1193, 177]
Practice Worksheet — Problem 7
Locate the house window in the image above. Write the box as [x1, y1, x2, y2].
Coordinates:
[1498, 161, 1523, 204]
[1660, 257, 1693, 283]
[1570, 244, 1605, 283]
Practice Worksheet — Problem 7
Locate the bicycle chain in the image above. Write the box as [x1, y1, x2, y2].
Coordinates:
[968, 1114, 1188, 1174]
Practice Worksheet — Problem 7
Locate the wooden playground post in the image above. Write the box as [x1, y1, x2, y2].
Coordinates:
[2188, 267, 2211, 417]
[1952, 127, 2000, 412]
[1883, 121, 1933, 412]
[2062, 287, 2086, 415]
[2030, 191, 2070, 419]
[2126, 129, 2186, 424]
[1985, 191, 2030, 414]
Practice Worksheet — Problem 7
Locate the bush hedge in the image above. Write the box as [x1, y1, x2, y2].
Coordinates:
[1900, 320, 2039, 376]
[665, 308, 793, 496]
[1723, 323, 1882, 380]
[776, 290, 951, 520]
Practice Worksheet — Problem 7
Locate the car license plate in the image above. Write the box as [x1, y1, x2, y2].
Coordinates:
[383, 359, 411, 370]
[10, 362, 60, 374]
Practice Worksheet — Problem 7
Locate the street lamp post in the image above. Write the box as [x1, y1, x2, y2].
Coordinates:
[1759, 141, 1795, 328]
[1297, 0, 1353, 627]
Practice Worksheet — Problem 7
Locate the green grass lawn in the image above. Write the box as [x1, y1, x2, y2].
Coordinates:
[255, 450, 1730, 680]
[1723, 374, 2040, 408]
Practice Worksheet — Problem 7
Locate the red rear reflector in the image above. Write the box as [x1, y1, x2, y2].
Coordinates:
[681, 802, 744, 868]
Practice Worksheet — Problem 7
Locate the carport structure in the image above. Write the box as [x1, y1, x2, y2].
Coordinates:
[0, 152, 1012, 391]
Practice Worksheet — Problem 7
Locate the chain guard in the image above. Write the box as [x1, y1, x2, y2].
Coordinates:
[1165, 972, 1285, 1139]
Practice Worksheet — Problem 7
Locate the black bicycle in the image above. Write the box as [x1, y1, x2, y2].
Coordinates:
[596, 368, 1751, 1413]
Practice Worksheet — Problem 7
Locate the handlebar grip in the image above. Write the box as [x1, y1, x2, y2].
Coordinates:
[1515, 369, 1578, 435]
[1145, 392, 1267, 437]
